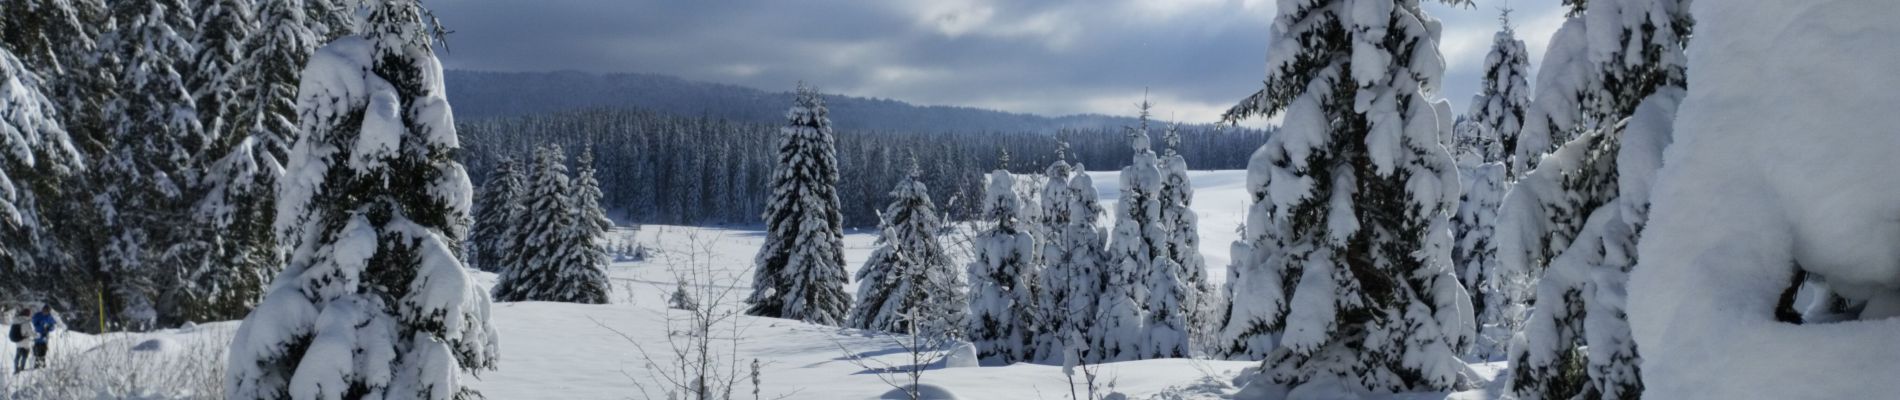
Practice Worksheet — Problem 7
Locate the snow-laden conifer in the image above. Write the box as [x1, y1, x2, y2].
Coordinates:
[95, 0, 205, 328]
[1453, 9, 1531, 362]
[966, 170, 1041, 364]
[1221, 0, 1475, 392]
[848, 162, 966, 336]
[1153, 122, 1210, 357]
[1502, 0, 1691, 397]
[185, 0, 285, 325]
[1468, 9, 1532, 172]
[573, 145, 615, 234]
[744, 83, 851, 325]
[1095, 103, 1165, 363]
[0, 45, 78, 287]
[1030, 148, 1076, 360]
[470, 157, 524, 272]
[226, 2, 499, 397]
[236, 0, 323, 163]
[493, 145, 610, 304]
[1054, 165, 1108, 363]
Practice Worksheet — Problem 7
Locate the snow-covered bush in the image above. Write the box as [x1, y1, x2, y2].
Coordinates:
[4, 328, 233, 399]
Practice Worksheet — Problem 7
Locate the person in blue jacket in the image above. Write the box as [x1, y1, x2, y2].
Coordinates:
[30, 305, 56, 369]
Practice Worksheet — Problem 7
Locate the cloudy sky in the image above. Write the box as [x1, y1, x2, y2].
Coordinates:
[432, 0, 1566, 124]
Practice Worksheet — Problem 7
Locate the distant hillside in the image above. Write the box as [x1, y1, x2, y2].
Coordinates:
[444, 70, 1161, 133]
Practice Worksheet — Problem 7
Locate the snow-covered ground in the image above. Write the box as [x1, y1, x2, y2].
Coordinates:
[2, 169, 1516, 399]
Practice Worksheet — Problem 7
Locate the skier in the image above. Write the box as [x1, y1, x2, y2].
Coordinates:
[30, 306, 56, 369]
[9, 309, 33, 373]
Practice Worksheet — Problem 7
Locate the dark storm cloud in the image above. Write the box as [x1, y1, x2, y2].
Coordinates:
[430, 0, 1565, 123]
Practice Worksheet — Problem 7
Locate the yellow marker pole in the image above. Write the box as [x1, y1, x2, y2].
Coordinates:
[97, 287, 106, 333]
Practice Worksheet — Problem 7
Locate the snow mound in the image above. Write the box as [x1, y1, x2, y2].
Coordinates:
[130, 338, 174, 352]
[1628, 1, 1900, 399]
[878, 384, 959, 399]
[942, 342, 978, 368]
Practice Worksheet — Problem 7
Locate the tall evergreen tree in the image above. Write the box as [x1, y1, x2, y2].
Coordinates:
[744, 83, 850, 325]
[491, 145, 568, 301]
[1220, 0, 1475, 392]
[847, 162, 965, 336]
[560, 145, 614, 303]
[181, 0, 281, 325]
[95, 0, 205, 329]
[1469, 9, 1532, 171]
[1095, 103, 1164, 362]
[573, 144, 614, 234]
[1502, 0, 1691, 398]
[470, 157, 524, 272]
[0, 43, 80, 300]
[494, 145, 611, 304]
[1029, 146, 1076, 360]
[1455, 9, 1531, 362]
[966, 170, 1040, 364]
[188, 0, 257, 144]
[1055, 165, 1107, 360]
[225, 1, 499, 397]
[1153, 122, 1209, 358]
[235, 0, 321, 163]
[0, 0, 107, 331]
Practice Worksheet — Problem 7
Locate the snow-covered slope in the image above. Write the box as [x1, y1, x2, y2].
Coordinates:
[471, 225, 1256, 399]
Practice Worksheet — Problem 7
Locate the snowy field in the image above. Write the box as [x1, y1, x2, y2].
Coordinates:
[1, 170, 1512, 399]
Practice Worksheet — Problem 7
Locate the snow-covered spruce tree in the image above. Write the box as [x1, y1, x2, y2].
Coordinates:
[744, 83, 850, 325]
[1453, 9, 1530, 362]
[847, 164, 967, 336]
[469, 157, 524, 272]
[1029, 147, 1076, 360]
[1452, 151, 1509, 361]
[1468, 9, 1531, 171]
[306, 0, 358, 41]
[0, 0, 100, 327]
[966, 170, 1040, 364]
[183, 0, 282, 325]
[1095, 103, 1164, 363]
[573, 144, 615, 234]
[95, 0, 205, 328]
[236, 0, 322, 163]
[493, 145, 610, 304]
[0, 44, 81, 298]
[188, 0, 258, 144]
[1153, 122, 1210, 358]
[1502, 0, 1690, 398]
[225, 2, 499, 397]
[1220, 0, 1474, 392]
[1055, 164, 1108, 363]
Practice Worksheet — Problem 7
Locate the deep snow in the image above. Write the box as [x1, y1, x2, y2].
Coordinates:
[1627, 1, 1900, 398]
[2, 170, 1520, 399]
